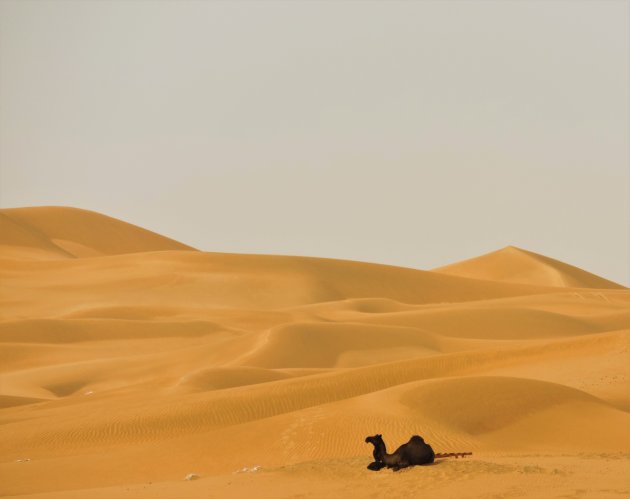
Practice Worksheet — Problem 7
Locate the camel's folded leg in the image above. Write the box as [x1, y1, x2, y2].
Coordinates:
[367, 461, 385, 471]
[393, 462, 410, 471]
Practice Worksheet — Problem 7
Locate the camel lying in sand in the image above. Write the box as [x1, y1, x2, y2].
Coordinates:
[365, 434, 471, 471]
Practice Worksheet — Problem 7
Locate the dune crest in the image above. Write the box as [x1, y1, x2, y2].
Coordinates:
[0, 206, 195, 259]
[434, 245, 625, 289]
[1, 207, 628, 498]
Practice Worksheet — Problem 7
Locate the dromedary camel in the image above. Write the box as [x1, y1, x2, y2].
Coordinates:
[365, 434, 471, 471]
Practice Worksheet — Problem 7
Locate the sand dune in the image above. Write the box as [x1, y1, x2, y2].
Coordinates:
[240, 322, 443, 368]
[434, 245, 625, 289]
[1, 249, 569, 321]
[0, 207, 195, 260]
[1, 207, 628, 498]
[173, 366, 296, 393]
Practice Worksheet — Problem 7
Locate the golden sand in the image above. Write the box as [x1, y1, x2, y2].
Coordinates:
[1, 207, 628, 498]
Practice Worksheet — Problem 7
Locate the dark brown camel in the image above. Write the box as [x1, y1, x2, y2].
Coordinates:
[365, 434, 471, 471]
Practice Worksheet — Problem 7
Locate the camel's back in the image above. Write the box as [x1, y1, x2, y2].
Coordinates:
[404, 435, 435, 464]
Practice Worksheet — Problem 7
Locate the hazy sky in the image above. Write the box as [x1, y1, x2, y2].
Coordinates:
[1, 0, 628, 284]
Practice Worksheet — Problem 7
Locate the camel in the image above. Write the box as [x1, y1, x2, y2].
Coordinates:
[365, 434, 471, 471]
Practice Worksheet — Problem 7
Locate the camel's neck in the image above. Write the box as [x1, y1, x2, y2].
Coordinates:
[374, 440, 395, 464]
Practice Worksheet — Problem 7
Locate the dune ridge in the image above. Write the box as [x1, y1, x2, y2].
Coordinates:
[434, 245, 625, 289]
[0, 206, 628, 498]
[0, 207, 195, 260]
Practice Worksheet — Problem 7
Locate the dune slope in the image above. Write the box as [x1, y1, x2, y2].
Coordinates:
[0, 206, 195, 259]
[434, 245, 625, 289]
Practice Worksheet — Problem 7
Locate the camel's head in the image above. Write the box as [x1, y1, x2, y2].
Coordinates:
[365, 434, 383, 445]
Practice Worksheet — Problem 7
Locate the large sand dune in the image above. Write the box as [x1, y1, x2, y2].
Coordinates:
[0, 207, 628, 498]
[0, 207, 195, 260]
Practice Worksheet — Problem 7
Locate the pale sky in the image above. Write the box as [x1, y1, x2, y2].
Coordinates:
[0, 0, 628, 285]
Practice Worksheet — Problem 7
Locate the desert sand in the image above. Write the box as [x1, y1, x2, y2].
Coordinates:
[1, 207, 629, 498]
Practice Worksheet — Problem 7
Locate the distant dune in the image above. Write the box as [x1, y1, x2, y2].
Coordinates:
[434, 245, 625, 289]
[0, 206, 195, 259]
[1, 206, 628, 498]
